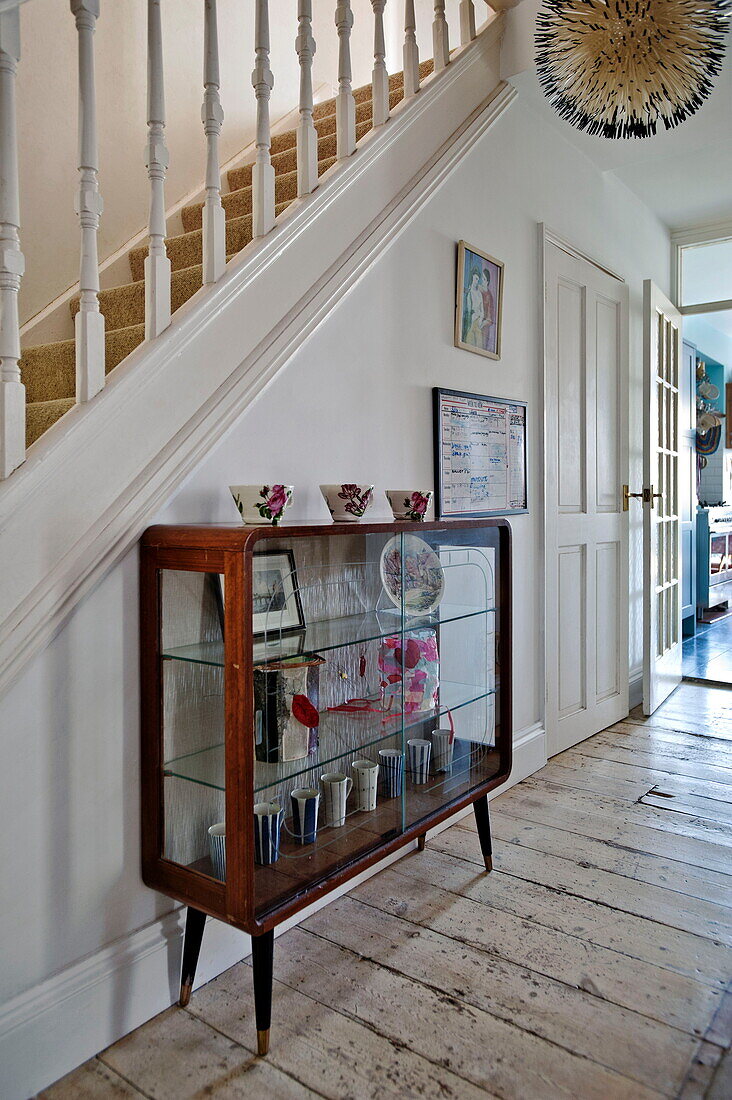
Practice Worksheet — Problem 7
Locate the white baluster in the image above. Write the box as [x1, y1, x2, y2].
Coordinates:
[252, 0, 275, 237]
[432, 0, 449, 70]
[71, 0, 105, 403]
[145, 0, 171, 339]
[0, 6, 25, 478]
[371, 0, 389, 126]
[459, 0, 476, 45]
[295, 0, 317, 197]
[403, 0, 419, 98]
[202, 0, 225, 283]
[335, 0, 355, 159]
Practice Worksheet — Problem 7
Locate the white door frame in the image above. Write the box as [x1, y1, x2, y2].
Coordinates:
[542, 224, 630, 757]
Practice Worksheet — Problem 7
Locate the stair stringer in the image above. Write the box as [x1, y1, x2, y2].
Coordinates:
[0, 18, 513, 697]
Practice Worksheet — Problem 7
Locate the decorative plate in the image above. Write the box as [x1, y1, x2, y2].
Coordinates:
[380, 534, 445, 616]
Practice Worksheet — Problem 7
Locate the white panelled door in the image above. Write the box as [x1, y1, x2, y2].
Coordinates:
[545, 240, 630, 756]
[642, 281, 683, 715]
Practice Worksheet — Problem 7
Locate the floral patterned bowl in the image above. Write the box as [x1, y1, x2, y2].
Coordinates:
[229, 484, 294, 526]
[385, 490, 433, 522]
[320, 484, 374, 522]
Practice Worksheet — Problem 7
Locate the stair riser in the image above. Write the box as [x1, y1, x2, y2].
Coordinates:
[22, 326, 146, 403]
[71, 268, 203, 332]
[183, 158, 335, 233]
[229, 132, 338, 193]
[26, 399, 75, 448]
[130, 215, 254, 282]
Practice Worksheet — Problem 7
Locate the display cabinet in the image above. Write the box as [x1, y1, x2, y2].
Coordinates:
[140, 519, 512, 1053]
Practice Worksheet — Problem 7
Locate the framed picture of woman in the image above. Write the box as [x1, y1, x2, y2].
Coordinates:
[454, 240, 504, 360]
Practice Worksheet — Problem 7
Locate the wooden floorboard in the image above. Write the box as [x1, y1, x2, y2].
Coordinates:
[42, 681, 732, 1099]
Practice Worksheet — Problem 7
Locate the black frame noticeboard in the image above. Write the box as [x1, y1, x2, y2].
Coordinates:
[433, 387, 528, 519]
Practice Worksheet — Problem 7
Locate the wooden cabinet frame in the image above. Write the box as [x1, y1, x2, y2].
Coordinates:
[140, 519, 512, 1051]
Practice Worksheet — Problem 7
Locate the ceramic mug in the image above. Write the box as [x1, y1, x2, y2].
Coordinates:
[430, 728, 454, 775]
[320, 484, 374, 522]
[379, 749, 404, 798]
[290, 787, 320, 845]
[385, 490, 433, 522]
[407, 738, 432, 784]
[229, 484, 294, 526]
[321, 772, 353, 827]
[253, 801, 284, 865]
[207, 822, 226, 880]
[352, 758, 379, 811]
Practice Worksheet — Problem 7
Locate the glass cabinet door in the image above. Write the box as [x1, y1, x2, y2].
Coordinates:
[250, 526, 501, 921]
[159, 569, 227, 882]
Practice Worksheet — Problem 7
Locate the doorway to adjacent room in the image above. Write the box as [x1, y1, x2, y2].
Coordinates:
[675, 230, 732, 685]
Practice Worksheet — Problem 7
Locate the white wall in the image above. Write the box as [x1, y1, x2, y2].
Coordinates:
[0, 89, 669, 1097]
[16, 0, 464, 326]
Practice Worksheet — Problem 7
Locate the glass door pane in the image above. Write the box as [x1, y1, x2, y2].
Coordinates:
[399, 527, 502, 835]
[161, 569, 226, 882]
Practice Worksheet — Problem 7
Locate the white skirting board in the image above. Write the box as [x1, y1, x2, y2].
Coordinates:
[0, 723, 546, 1100]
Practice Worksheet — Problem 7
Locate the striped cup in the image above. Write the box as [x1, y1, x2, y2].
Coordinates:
[207, 822, 226, 880]
[253, 801, 283, 865]
[379, 749, 404, 798]
[290, 787, 320, 845]
[407, 738, 431, 784]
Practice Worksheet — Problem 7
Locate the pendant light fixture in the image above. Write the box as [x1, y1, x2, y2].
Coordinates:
[535, 0, 731, 139]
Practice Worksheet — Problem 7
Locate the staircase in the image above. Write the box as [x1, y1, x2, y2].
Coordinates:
[0, 1, 512, 701]
[20, 61, 433, 450]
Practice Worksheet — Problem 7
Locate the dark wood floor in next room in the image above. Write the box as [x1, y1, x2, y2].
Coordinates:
[42, 682, 732, 1099]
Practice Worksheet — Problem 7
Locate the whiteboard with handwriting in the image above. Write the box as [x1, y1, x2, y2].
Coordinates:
[434, 389, 528, 517]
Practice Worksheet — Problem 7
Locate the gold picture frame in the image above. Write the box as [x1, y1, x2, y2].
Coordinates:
[454, 240, 504, 361]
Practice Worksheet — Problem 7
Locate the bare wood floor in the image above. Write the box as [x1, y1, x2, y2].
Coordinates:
[42, 683, 732, 1099]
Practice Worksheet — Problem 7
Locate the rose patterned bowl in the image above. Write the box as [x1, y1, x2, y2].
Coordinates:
[385, 490, 433, 522]
[229, 484, 294, 526]
[320, 483, 375, 522]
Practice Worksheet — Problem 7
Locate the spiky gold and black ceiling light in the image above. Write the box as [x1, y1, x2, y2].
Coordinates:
[535, 0, 731, 139]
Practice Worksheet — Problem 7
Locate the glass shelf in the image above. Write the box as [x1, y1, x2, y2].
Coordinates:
[164, 679, 495, 793]
[161, 603, 495, 668]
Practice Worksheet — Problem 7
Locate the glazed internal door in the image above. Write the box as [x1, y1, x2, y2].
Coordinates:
[545, 239, 630, 756]
[643, 281, 683, 714]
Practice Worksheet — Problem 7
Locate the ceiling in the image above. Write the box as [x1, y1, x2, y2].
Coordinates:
[509, 22, 732, 232]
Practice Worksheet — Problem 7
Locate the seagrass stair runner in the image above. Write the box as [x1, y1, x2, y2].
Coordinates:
[20, 60, 433, 449]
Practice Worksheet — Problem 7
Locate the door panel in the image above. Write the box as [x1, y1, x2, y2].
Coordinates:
[558, 544, 586, 718]
[596, 541, 620, 700]
[643, 282, 682, 714]
[595, 297, 620, 512]
[545, 241, 630, 756]
[557, 281, 585, 513]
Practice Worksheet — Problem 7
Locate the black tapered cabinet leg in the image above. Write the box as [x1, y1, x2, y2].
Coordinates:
[252, 929, 274, 1055]
[179, 907, 207, 1007]
[473, 794, 493, 872]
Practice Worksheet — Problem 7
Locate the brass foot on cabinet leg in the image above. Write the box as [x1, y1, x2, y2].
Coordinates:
[417, 834, 426, 852]
[179, 980, 192, 1008]
[257, 1029, 270, 1056]
[484, 855, 493, 873]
